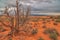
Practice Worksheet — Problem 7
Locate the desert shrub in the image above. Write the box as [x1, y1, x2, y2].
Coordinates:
[9, 38, 12, 40]
[43, 28, 51, 34]
[43, 21, 46, 24]
[44, 28, 59, 40]
[44, 28, 59, 35]
[50, 16, 56, 19]
[0, 26, 6, 32]
[50, 16, 54, 18]
[55, 19, 60, 22]
[53, 22, 58, 25]
[38, 37, 44, 40]
[49, 33, 58, 40]
[52, 19, 55, 21]
[57, 16, 60, 19]
[47, 19, 50, 22]
[5, 18, 11, 21]
[31, 28, 38, 35]
[42, 25, 46, 28]
[31, 17, 40, 22]
[42, 18, 46, 21]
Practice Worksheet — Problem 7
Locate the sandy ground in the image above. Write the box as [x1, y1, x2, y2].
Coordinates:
[0, 16, 60, 40]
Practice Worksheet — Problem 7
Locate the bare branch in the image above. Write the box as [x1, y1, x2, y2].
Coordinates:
[4, 6, 9, 17]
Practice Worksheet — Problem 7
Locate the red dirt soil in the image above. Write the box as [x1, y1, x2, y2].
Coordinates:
[0, 16, 60, 40]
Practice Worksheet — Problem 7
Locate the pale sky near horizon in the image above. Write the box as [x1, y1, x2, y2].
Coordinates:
[0, 0, 60, 13]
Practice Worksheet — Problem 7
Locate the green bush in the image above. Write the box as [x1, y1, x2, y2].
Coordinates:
[0, 26, 6, 32]
[44, 28, 59, 40]
[9, 38, 12, 40]
[49, 33, 58, 40]
[43, 28, 52, 34]
[55, 19, 60, 22]
[38, 37, 44, 40]
[31, 28, 38, 35]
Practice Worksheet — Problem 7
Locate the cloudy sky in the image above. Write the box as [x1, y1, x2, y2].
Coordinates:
[0, 0, 60, 13]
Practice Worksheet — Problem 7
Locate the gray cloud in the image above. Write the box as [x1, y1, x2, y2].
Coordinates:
[0, 0, 60, 13]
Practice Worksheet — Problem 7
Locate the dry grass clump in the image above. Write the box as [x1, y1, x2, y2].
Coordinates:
[38, 37, 44, 40]
[43, 28, 59, 40]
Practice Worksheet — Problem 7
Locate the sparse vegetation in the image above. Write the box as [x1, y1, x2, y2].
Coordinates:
[49, 33, 58, 40]
[55, 19, 60, 22]
[0, 0, 60, 40]
[32, 19, 39, 22]
[9, 38, 12, 40]
[57, 16, 60, 19]
[0, 26, 6, 32]
[42, 25, 46, 28]
[31, 28, 38, 35]
[53, 22, 58, 25]
[38, 37, 44, 40]
[44, 28, 59, 40]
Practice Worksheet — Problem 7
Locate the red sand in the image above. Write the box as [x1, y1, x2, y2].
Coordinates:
[0, 16, 60, 40]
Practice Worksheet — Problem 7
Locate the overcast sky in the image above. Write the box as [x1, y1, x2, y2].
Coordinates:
[0, 0, 60, 13]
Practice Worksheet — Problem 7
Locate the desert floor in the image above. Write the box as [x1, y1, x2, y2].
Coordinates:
[0, 15, 60, 40]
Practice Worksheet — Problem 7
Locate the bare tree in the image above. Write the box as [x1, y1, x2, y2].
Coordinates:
[3, 6, 9, 17]
[0, 0, 31, 40]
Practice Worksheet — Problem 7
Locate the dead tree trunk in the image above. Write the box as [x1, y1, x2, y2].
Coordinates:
[15, 0, 20, 30]
[0, 0, 31, 39]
